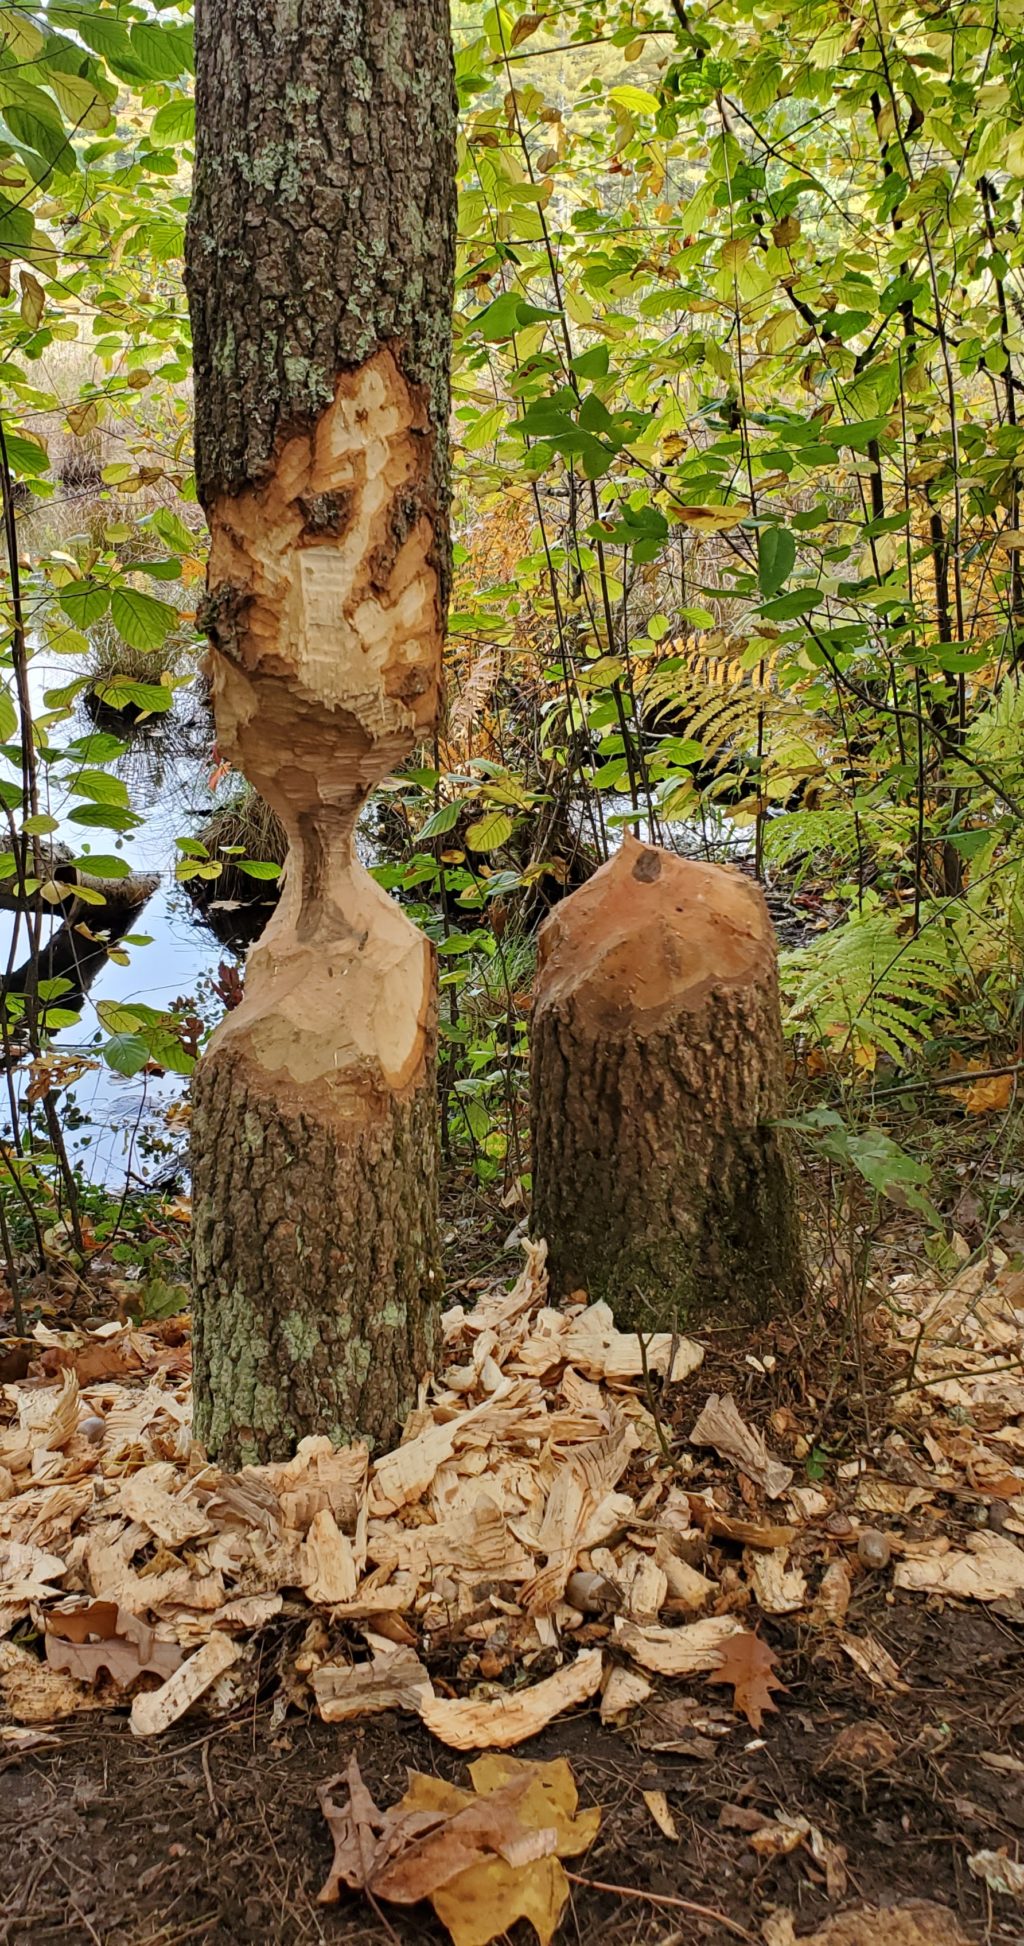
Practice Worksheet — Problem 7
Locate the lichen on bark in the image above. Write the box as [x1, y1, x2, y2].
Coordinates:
[185, 0, 455, 1460]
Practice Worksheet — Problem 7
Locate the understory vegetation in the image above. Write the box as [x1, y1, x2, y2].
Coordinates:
[0, 0, 1021, 1318]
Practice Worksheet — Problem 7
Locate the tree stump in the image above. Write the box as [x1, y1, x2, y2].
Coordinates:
[530, 836, 805, 1332]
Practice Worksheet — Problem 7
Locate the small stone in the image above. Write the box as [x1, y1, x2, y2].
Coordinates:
[857, 1528, 892, 1570]
[987, 1499, 1010, 1532]
[78, 1416, 106, 1444]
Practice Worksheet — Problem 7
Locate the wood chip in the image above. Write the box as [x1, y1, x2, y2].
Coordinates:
[614, 1614, 743, 1677]
[689, 1393, 793, 1498]
[130, 1632, 241, 1737]
[417, 1648, 603, 1751]
[313, 1646, 434, 1722]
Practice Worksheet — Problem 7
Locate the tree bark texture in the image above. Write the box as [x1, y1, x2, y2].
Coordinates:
[185, 0, 455, 1464]
[530, 838, 805, 1334]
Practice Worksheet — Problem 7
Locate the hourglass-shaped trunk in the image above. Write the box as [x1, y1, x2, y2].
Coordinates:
[185, 0, 456, 1464]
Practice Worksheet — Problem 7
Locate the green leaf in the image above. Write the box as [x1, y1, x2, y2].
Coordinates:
[757, 527, 796, 599]
[419, 802, 462, 839]
[110, 587, 177, 652]
[129, 21, 194, 80]
[73, 854, 131, 880]
[67, 803, 142, 833]
[59, 582, 109, 628]
[236, 859, 282, 880]
[101, 1033, 150, 1077]
[149, 98, 194, 144]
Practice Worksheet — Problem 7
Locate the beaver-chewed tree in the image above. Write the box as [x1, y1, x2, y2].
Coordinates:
[184, 0, 456, 1464]
[530, 837, 805, 1333]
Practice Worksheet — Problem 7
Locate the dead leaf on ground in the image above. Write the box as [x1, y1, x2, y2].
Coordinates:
[599, 1665, 651, 1723]
[689, 1393, 793, 1498]
[0, 1639, 107, 1721]
[313, 1644, 433, 1721]
[820, 1722, 898, 1775]
[840, 1631, 906, 1691]
[688, 1499, 796, 1549]
[968, 1848, 1024, 1897]
[318, 1751, 600, 1946]
[764, 1904, 968, 1945]
[614, 1613, 743, 1679]
[642, 1788, 678, 1839]
[745, 1546, 807, 1614]
[811, 1559, 851, 1629]
[45, 1602, 182, 1688]
[706, 1629, 787, 1730]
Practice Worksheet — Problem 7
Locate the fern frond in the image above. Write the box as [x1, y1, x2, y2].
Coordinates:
[781, 904, 960, 1062]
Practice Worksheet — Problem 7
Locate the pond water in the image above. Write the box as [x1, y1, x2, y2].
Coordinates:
[1, 529, 755, 1192]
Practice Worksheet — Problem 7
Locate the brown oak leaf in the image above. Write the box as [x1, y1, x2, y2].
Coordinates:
[707, 1630, 787, 1730]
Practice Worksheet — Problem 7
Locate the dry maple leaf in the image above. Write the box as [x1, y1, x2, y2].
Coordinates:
[318, 1751, 599, 1946]
[707, 1629, 787, 1730]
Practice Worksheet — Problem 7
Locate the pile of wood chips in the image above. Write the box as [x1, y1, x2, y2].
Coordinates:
[1, 1241, 1023, 1746]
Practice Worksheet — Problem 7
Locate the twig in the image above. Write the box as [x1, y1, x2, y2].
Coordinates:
[564, 1871, 758, 1943]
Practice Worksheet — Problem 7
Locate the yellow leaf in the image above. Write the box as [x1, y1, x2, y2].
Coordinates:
[958, 1072, 1015, 1114]
[664, 504, 745, 533]
[19, 271, 44, 329]
[642, 1788, 679, 1839]
[721, 237, 750, 272]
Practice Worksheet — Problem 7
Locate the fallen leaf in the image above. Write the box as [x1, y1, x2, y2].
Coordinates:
[811, 1559, 851, 1629]
[764, 1908, 968, 1946]
[130, 1632, 240, 1737]
[822, 1722, 898, 1775]
[688, 1499, 796, 1549]
[45, 1603, 182, 1688]
[417, 1648, 602, 1751]
[706, 1629, 786, 1730]
[956, 1072, 1014, 1115]
[300, 1508, 359, 1603]
[689, 1394, 793, 1498]
[968, 1848, 1024, 1897]
[642, 1788, 678, 1839]
[0, 1640, 107, 1721]
[746, 1547, 807, 1614]
[599, 1665, 651, 1723]
[318, 1751, 599, 1946]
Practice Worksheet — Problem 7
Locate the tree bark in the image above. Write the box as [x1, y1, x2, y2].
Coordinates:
[530, 838, 805, 1334]
[185, 0, 456, 1463]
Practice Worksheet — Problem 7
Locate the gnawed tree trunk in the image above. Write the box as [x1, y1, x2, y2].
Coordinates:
[530, 837, 805, 1333]
[185, 0, 456, 1464]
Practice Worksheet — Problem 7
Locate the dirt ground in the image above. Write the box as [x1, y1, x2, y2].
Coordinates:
[2, 1594, 1022, 1946]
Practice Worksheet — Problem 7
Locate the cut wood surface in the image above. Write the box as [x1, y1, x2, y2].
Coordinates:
[185, 0, 457, 1463]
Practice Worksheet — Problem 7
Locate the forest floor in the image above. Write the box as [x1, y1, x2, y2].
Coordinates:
[1, 1594, 1021, 1946]
[2, 1172, 1024, 1946]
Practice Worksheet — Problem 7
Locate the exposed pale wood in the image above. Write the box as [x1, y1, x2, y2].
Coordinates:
[185, 0, 456, 1464]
